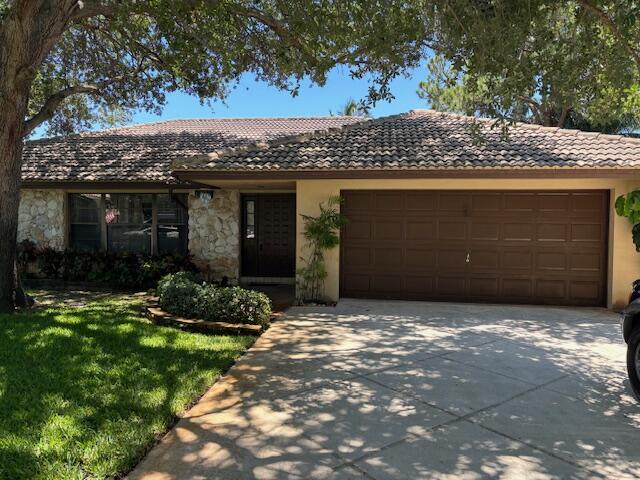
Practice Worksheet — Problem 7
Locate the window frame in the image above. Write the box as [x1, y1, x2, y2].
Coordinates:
[67, 192, 189, 255]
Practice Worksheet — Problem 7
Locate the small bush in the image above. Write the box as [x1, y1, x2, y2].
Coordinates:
[157, 272, 203, 317]
[18, 244, 199, 289]
[200, 286, 271, 326]
[157, 273, 271, 326]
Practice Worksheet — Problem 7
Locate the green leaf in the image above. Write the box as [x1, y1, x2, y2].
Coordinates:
[632, 224, 640, 252]
[615, 195, 627, 217]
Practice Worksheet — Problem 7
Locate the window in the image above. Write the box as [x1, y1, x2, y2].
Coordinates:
[106, 194, 153, 253]
[157, 194, 188, 254]
[69, 194, 101, 251]
[245, 200, 255, 239]
[67, 193, 188, 255]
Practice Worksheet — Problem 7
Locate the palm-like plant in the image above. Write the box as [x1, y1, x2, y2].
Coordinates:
[297, 196, 347, 303]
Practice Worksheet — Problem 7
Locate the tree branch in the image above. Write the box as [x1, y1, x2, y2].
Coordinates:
[578, 0, 640, 71]
[23, 83, 101, 135]
[516, 95, 543, 123]
[558, 106, 572, 128]
[23, 64, 144, 136]
[70, 1, 115, 22]
[230, 5, 318, 66]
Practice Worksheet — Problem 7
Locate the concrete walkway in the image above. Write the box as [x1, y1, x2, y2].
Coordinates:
[129, 300, 640, 480]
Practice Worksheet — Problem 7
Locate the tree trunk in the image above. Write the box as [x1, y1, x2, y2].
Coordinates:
[0, 1, 78, 312]
[0, 112, 26, 313]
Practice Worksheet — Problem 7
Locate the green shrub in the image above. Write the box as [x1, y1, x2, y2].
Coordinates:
[157, 273, 271, 326]
[18, 244, 199, 289]
[200, 286, 271, 326]
[157, 272, 203, 317]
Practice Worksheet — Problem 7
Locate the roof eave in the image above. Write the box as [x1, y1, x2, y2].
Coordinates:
[172, 167, 640, 181]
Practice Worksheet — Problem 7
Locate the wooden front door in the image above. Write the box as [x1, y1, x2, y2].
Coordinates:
[241, 194, 296, 277]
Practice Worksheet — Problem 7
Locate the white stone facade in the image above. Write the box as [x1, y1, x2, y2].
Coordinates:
[18, 188, 242, 282]
[18, 189, 65, 249]
[188, 190, 240, 281]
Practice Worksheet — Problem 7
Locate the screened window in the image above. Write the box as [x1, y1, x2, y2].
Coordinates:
[157, 194, 188, 254]
[67, 193, 188, 255]
[69, 194, 101, 251]
[105, 194, 153, 253]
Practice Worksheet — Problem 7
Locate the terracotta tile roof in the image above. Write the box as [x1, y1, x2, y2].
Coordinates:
[21, 116, 363, 183]
[176, 110, 640, 173]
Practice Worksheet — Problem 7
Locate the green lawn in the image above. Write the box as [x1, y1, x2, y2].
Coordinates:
[0, 293, 255, 479]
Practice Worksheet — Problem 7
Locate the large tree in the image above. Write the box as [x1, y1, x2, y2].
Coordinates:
[3, 1, 640, 312]
[419, 1, 640, 131]
[0, 0, 433, 312]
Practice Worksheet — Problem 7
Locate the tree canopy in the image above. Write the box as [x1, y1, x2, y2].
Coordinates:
[10, 0, 434, 137]
[418, 1, 640, 132]
[2, 0, 640, 311]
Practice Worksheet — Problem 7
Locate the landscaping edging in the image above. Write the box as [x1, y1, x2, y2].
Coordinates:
[144, 297, 264, 335]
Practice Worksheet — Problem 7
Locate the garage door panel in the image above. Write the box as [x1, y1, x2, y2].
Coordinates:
[343, 192, 372, 211]
[374, 220, 403, 240]
[341, 190, 607, 306]
[502, 250, 533, 270]
[374, 248, 403, 268]
[343, 220, 371, 240]
[504, 193, 537, 213]
[372, 275, 404, 294]
[571, 192, 605, 214]
[470, 277, 499, 297]
[342, 274, 371, 293]
[406, 220, 436, 240]
[535, 279, 567, 299]
[569, 252, 602, 272]
[470, 222, 500, 241]
[571, 223, 604, 242]
[438, 193, 467, 212]
[471, 193, 502, 214]
[405, 276, 434, 294]
[406, 248, 436, 268]
[437, 277, 467, 295]
[504, 223, 534, 241]
[375, 192, 405, 211]
[536, 251, 567, 271]
[406, 192, 437, 211]
[438, 249, 468, 269]
[469, 250, 500, 270]
[536, 223, 568, 242]
[570, 281, 601, 301]
[539, 193, 570, 213]
[502, 278, 533, 298]
[342, 247, 371, 268]
[438, 221, 467, 241]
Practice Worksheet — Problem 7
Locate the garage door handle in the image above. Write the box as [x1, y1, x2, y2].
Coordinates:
[466, 253, 470, 263]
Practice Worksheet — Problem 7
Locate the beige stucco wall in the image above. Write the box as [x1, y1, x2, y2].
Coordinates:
[18, 189, 66, 249]
[296, 177, 640, 310]
[188, 189, 240, 281]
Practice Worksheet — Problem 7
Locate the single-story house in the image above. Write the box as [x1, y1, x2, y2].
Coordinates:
[20, 110, 640, 309]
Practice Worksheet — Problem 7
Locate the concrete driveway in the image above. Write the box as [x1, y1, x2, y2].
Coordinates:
[129, 300, 640, 480]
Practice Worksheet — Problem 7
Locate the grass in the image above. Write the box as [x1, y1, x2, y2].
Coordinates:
[0, 293, 256, 479]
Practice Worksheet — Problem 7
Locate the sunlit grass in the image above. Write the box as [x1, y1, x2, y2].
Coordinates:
[0, 293, 255, 479]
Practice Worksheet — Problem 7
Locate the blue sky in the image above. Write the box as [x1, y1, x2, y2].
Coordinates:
[132, 63, 428, 124]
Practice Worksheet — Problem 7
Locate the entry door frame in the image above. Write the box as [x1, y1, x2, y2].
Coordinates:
[240, 193, 296, 278]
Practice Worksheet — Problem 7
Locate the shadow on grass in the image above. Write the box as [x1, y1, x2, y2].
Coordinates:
[0, 295, 255, 479]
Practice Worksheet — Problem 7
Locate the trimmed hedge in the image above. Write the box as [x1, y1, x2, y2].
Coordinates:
[18, 240, 198, 289]
[157, 272, 271, 326]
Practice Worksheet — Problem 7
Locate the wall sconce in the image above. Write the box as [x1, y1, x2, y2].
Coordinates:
[195, 189, 215, 207]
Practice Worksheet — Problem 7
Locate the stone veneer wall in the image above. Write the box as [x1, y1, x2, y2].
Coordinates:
[188, 190, 240, 281]
[18, 189, 65, 249]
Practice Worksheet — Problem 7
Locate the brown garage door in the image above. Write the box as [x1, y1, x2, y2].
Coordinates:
[340, 190, 609, 306]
